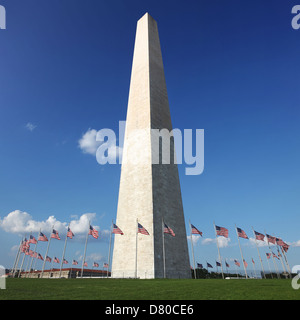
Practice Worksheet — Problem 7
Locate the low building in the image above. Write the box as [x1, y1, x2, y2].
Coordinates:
[19, 268, 110, 278]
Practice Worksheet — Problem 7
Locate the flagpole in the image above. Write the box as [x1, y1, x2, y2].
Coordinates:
[24, 232, 32, 277]
[18, 234, 27, 278]
[14, 240, 24, 277]
[276, 240, 291, 277]
[225, 259, 228, 275]
[251, 227, 266, 279]
[135, 218, 138, 279]
[11, 238, 22, 276]
[107, 220, 113, 278]
[49, 258, 54, 278]
[19, 250, 27, 278]
[12, 237, 23, 277]
[234, 262, 239, 278]
[28, 231, 39, 278]
[276, 245, 287, 275]
[41, 226, 53, 278]
[33, 251, 39, 272]
[162, 217, 166, 278]
[235, 224, 248, 279]
[15, 243, 23, 277]
[81, 221, 90, 278]
[272, 253, 280, 278]
[206, 261, 210, 278]
[264, 231, 280, 279]
[252, 259, 257, 279]
[70, 261, 73, 279]
[280, 246, 292, 278]
[265, 252, 273, 278]
[12, 246, 21, 277]
[59, 224, 69, 278]
[213, 222, 224, 279]
[189, 221, 196, 280]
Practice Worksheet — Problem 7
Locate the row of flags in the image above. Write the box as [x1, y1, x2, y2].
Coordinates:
[13, 219, 292, 279]
[203, 259, 248, 269]
[28, 251, 106, 269]
[190, 223, 290, 252]
[12, 224, 106, 278]
[189, 222, 292, 279]
[197, 256, 267, 270]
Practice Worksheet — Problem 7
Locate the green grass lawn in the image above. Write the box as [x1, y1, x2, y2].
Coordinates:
[0, 278, 299, 300]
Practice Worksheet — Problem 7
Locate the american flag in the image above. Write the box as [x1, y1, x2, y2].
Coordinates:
[63, 259, 68, 264]
[38, 253, 44, 260]
[22, 238, 30, 250]
[215, 225, 228, 238]
[88, 225, 99, 239]
[191, 224, 202, 236]
[83, 261, 88, 267]
[163, 223, 175, 237]
[93, 262, 99, 268]
[32, 251, 37, 258]
[46, 256, 52, 262]
[282, 242, 290, 252]
[254, 231, 265, 241]
[113, 223, 124, 235]
[207, 262, 213, 268]
[226, 261, 230, 268]
[251, 258, 255, 265]
[29, 235, 37, 244]
[138, 223, 149, 235]
[67, 227, 74, 239]
[103, 263, 108, 268]
[234, 259, 240, 267]
[266, 234, 276, 244]
[197, 263, 203, 269]
[243, 259, 248, 268]
[216, 261, 221, 267]
[51, 229, 61, 240]
[275, 237, 284, 246]
[21, 240, 29, 252]
[23, 237, 29, 246]
[38, 232, 48, 242]
[236, 227, 248, 239]
[266, 253, 271, 259]
[72, 260, 78, 265]
[53, 257, 60, 263]
[272, 252, 279, 260]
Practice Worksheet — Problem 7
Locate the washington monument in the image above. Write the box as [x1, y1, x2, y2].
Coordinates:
[111, 13, 191, 279]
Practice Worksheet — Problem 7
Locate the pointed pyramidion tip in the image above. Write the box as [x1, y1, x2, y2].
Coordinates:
[138, 12, 155, 22]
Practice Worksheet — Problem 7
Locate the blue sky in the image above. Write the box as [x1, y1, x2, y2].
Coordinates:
[0, 0, 300, 274]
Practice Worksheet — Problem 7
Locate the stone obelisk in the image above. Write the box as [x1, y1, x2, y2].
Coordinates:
[111, 13, 191, 279]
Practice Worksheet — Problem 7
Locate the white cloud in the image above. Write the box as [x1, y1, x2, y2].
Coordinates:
[25, 122, 37, 132]
[0, 210, 102, 237]
[291, 240, 300, 247]
[0, 210, 66, 234]
[249, 237, 274, 247]
[201, 237, 231, 248]
[69, 213, 97, 234]
[78, 129, 101, 155]
[187, 235, 202, 245]
[78, 128, 123, 163]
